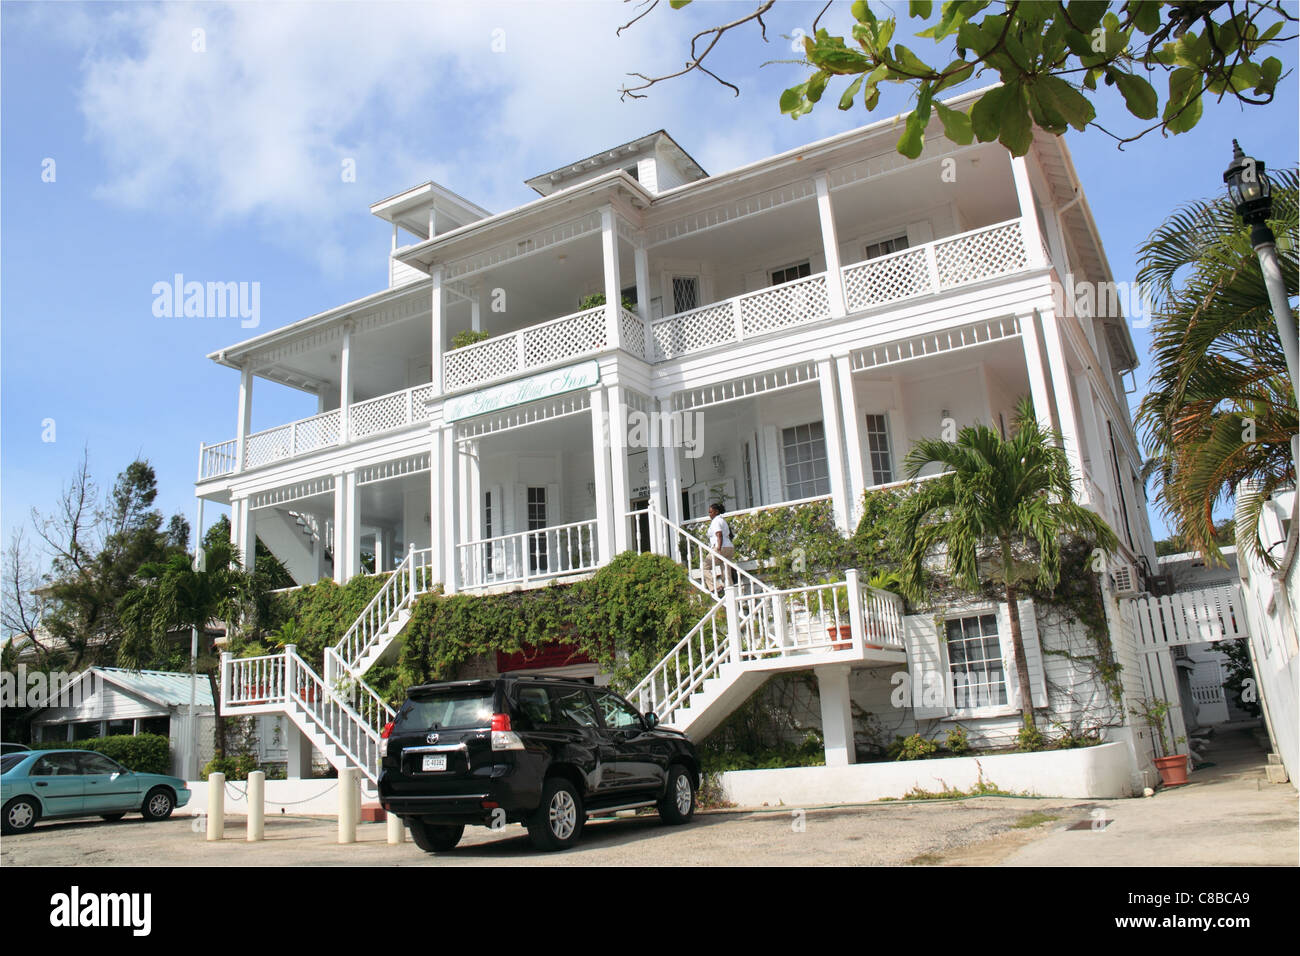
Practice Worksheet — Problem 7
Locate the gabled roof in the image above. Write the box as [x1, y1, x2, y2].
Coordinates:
[37, 666, 214, 712]
[524, 129, 707, 196]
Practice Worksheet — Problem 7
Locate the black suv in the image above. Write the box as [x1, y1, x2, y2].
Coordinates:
[378, 675, 700, 852]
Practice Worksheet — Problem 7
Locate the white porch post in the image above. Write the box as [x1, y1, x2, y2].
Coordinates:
[661, 398, 683, 528]
[235, 368, 253, 472]
[1020, 313, 1056, 434]
[1039, 309, 1087, 485]
[332, 471, 346, 584]
[342, 470, 360, 581]
[600, 205, 624, 352]
[285, 723, 313, 780]
[834, 352, 866, 526]
[589, 385, 615, 564]
[428, 424, 445, 586]
[462, 440, 482, 550]
[814, 173, 847, 318]
[608, 382, 632, 554]
[231, 497, 254, 570]
[430, 265, 445, 395]
[634, 240, 653, 359]
[816, 664, 856, 766]
[441, 424, 460, 594]
[1010, 154, 1048, 269]
[816, 357, 851, 532]
[339, 321, 354, 443]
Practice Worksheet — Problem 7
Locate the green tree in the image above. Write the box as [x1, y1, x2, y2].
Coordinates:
[622, 1, 1293, 157]
[895, 398, 1118, 729]
[1135, 169, 1297, 564]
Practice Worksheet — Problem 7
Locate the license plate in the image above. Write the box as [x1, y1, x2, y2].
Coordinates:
[421, 755, 447, 772]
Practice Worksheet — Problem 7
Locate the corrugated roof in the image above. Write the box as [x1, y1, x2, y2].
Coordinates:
[93, 667, 214, 708]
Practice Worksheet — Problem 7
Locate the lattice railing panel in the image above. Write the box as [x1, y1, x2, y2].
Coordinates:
[350, 391, 408, 439]
[295, 410, 340, 451]
[739, 274, 829, 337]
[842, 248, 932, 310]
[522, 307, 606, 368]
[244, 426, 294, 469]
[410, 384, 436, 421]
[619, 307, 647, 359]
[933, 220, 1027, 289]
[444, 334, 519, 391]
[652, 301, 736, 360]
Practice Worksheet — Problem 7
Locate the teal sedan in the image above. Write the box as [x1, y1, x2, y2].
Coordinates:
[1, 749, 191, 834]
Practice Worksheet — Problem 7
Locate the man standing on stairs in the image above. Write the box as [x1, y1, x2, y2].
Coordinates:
[706, 503, 737, 597]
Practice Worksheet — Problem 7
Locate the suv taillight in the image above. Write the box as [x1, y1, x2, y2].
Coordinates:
[491, 713, 523, 751]
[380, 721, 394, 758]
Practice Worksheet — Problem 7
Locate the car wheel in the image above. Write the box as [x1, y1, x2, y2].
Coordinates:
[142, 787, 175, 821]
[100, 813, 127, 822]
[528, 777, 584, 851]
[3, 796, 39, 834]
[658, 764, 696, 825]
[408, 820, 464, 853]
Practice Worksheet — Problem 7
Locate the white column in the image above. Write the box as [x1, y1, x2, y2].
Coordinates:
[441, 425, 460, 594]
[462, 440, 482, 545]
[342, 471, 360, 581]
[1010, 154, 1047, 268]
[814, 173, 847, 317]
[1020, 313, 1056, 434]
[232, 497, 254, 570]
[1039, 309, 1086, 485]
[589, 385, 615, 563]
[608, 383, 632, 553]
[816, 664, 856, 766]
[235, 368, 253, 472]
[634, 240, 653, 358]
[600, 205, 624, 351]
[428, 205, 438, 239]
[428, 427, 445, 586]
[333, 472, 347, 584]
[285, 723, 313, 779]
[470, 290, 481, 334]
[430, 265, 445, 395]
[661, 398, 683, 527]
[339, 322, 354, 443]
[835, 353, 866, 526]
[816, 357, 851, 532]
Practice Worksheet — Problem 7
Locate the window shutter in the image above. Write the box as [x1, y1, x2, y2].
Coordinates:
[904, 617, 949, 719]
[1001, 600, 1049, 710]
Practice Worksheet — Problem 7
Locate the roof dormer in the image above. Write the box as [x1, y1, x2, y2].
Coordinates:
[524, 130, 706, 197]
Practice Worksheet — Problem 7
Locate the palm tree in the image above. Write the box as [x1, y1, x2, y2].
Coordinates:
[895, 399, 1118, 730]
[1136, 170, 1297, 565]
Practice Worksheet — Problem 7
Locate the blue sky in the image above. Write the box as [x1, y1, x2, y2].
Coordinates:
[2, 0, 1297, 564]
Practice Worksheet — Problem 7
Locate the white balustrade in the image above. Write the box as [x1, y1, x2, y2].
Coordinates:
[199, 439, 238, 479]
[458, 519, 599, 590]
[332, 545, 435, 676]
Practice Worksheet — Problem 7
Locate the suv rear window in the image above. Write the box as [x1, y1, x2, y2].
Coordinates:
[395, 688, 495, 732]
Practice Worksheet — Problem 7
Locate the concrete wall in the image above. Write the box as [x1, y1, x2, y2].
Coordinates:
[718, 740, 1134, 806]
[182, 776, 361, 817]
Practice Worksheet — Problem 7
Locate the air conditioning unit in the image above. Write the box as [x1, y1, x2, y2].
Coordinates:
[1111, 563, 1139, 596]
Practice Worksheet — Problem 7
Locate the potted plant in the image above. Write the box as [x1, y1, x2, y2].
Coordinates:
[822, 582, 853, 650]
[1130, 698, 1189, 786]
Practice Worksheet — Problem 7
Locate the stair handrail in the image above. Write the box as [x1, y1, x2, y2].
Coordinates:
[286, 646, 392, 784]
[332, 544, 419, 671]
[632, 507, 771, 598]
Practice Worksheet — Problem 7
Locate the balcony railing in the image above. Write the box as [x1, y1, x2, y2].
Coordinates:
[199, 219, 1034, 480]
[457, 519, 600, 591]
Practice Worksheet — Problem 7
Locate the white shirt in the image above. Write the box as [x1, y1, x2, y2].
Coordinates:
[708, 514, 733, 549]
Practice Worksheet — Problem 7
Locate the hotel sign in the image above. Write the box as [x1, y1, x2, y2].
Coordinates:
[444, 360, 600, 422]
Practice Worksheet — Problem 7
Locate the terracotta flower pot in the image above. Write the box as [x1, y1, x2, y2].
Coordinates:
[827, 624, 853, 651]
[1154, 754, 1189, 787]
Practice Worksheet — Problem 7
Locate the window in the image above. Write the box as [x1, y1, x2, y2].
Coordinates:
[484, 490, 494, 575]
[672, 276, 699, 314]
[781, 422, 831, 500]
[106, 719, 133, 736]
[865, 234, 908, 259]
[864, 413, 894, 485]
[32, 753, 81, 776]
[527, 487, 548, 573]
[550, 687, 598, 728]
[594, 690, 643, 730]
[623, 164, 640, 182]
[770, 261, 812, 286]
[139, 716, 169, 737]
[514, 686, 555, 729]
[945, 613, 1007, 708]
[72, 721, 100, 741]
[741, 441, 756, 509]
[78, 752, 125, 775]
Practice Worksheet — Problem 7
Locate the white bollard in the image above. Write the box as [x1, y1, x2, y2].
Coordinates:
[386, 810, 405, 845]
[207, 773, 225, 842]
[247, 771, 265, 842]
[338, 768, 358, 844]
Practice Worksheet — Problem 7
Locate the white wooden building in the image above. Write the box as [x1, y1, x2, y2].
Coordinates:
[198, 89, 1182, 795]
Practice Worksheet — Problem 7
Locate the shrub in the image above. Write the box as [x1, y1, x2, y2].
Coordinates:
[891, 733, 939, 761]
[1016, 715, 1046, 752]
[41, 734, 171, 775]
[201, 754, 259, 780]
[944, 725, 970, 755]
[450, 329, 491, 349]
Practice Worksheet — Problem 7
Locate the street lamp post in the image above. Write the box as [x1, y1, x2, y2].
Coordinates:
[1223, 140, 1299, 400]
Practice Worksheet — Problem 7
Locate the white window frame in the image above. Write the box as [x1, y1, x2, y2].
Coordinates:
[942, 607, 1014, 718]
[779, 421, 831, 501]
[769, 260, 812, 286]
[863, 412, 895, 486]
